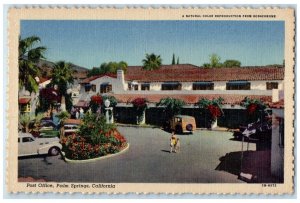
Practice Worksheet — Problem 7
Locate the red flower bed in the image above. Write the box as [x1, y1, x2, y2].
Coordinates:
[61, 129, 127, 160]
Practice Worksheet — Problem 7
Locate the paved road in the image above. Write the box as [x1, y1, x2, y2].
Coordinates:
[18, 127, 256, 183]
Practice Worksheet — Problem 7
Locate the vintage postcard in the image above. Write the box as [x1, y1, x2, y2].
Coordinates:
[6, 6, 295, 195]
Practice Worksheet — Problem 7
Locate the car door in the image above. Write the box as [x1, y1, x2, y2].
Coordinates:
[20, 137, 36, 155]
[18, 137, 25, 156]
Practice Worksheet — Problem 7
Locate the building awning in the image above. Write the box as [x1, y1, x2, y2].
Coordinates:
[162, 82, 181, 85]
[193, 82, 213, 84]
[75, 100, 89, 108]
[227, 81, 250, 85]
[19, 98, 31, 104]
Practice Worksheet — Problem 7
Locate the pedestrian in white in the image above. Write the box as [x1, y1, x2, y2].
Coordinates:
[75, 110, 79, 119]
[79, 108, 84, 119]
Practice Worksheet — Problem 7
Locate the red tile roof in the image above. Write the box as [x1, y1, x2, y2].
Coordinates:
[74, 100, 89, 107]
[124, 64, 284, 82]
[80, 74, 117, 84]
[64, 119, 82, 125]
[19, 98, 31, 104]
[108, 93, 272, 105]
[269, 99, 284, 109]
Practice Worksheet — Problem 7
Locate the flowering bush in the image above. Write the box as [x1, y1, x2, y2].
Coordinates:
[131, 98, 148, 123]
[197, 97, 224, 121]
[91, 95, 103, 104]
[61, 114, 127, 160]
[37, 87, 61, 112]
[131, 98, 147, 111]
[241, 97, 267, 122]
[89, 95, 103, 113]
[207, 104, 222, 120]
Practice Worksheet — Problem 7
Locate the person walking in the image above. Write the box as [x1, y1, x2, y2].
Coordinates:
[175, 138, 180, 153]
[170, 132, 177, 153]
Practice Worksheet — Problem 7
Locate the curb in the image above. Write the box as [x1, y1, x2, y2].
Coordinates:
[64, 143, 130, 163]
[116, 123, 158, 128]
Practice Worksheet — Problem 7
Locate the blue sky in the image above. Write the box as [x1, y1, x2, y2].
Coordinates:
[20, 20, 284, 69]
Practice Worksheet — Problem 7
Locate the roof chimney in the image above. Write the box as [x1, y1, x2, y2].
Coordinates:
[117, 68, 125, 82]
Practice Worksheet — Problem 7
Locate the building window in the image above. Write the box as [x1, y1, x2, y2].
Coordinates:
[141, 83, 150, 91]
[266, 82, 278, 90]
[161, 82, 182, 90]
[128, 82, 138, 91]
[91, 85, 96, 92]
[20, 104, 31, 112]
[193, 82, 214, 90]
[100, 83, 112, 93]
[226, 81, 250, 90]
[85, 84, 92, 92]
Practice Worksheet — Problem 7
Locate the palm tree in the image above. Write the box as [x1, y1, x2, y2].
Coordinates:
[142, 53, 162, 70]
[19, 113, 44, 133]
[50, 61, 74, 112]
[19, 36, 46, 93]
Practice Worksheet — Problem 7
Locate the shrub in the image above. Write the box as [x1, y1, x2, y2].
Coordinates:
[197, 97, 224, 121]
[156, 97, 185, 119]
[241, 97, 267, 122]
[89, 95, 103, 113]
[62, 113, 127, 160]
[131, 98, 148, 123]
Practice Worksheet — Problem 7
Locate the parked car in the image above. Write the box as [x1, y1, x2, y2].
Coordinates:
[40, 120, 59, 131]
[62, 119, 81, 136]
[233, 119, 272, 141]
[63, 124, 80, 136]
[18, 132, 62, 157]
[165, 115, 196, 134]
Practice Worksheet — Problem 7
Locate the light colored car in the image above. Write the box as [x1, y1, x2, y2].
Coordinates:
[18, 132, 62, 157]
[167, 115, 196, 134]
[63, 124, 79, 136]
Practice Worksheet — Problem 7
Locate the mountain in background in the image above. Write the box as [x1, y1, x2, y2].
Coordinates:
[37, 59, 88, 80]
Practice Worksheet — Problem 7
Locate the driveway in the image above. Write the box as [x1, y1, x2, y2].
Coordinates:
[18, 127, 256, 183]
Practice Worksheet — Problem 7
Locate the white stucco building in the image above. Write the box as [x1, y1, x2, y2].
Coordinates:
[76, 64, 284, 108]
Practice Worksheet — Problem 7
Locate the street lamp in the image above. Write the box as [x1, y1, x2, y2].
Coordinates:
[104, 99, 110, 108]
[104, 99, 113, 124]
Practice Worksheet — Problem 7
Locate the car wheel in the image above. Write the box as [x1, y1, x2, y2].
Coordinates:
[186, 124, 193, 131]
[48, 147, 60, 156]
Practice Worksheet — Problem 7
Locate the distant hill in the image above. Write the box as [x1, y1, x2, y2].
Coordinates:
[37, 59, 89, 80]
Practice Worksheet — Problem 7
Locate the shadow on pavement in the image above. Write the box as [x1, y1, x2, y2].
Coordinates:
[215, 150, 283, 183]
[18, 153, 65, 165]
[161, 150, 171, 153]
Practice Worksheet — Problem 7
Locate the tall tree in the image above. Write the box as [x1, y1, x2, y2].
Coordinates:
[209, 54, 222, 68]
[19, 36, 46, 93]
[87, 61, 128, 77]
[142, 53, 162, 70]
[176, 57, 179, 65]
[50, 61, 74, 112]
[202, 54, 222, 68]
[172, 53, 176, 65]
[223, 60, 241, 68]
